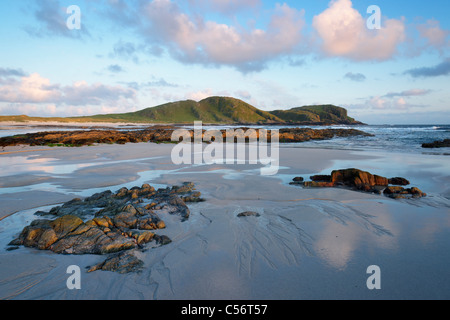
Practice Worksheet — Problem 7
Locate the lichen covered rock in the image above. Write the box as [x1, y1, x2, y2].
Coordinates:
[8, 182, 203, 273]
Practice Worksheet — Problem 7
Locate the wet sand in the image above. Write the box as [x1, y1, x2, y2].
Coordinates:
[0, 143, 449, 300]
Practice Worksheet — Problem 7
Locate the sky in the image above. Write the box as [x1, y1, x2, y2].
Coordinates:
[0, 0, 449, 124]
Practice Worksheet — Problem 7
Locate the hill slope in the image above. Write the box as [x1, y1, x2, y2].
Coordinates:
[270, 104, 360, 125]
[0, 97, 364, 125]
[82, 97, 283, 124]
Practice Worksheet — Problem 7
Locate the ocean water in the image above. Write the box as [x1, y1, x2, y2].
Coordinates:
[199, 124, 450, 154]
[1, 124, 449, 154]
[291, 124, 450, 154]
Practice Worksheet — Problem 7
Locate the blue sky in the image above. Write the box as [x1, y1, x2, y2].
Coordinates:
[0, 0, 449, 124]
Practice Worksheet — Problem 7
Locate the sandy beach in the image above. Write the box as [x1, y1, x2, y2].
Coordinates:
[0, 142, 449, 300]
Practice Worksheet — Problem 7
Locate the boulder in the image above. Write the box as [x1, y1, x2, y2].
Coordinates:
[50, 215, 84, 238]
[154, 235, 172, 246]
[8, 182, 199, 273]
[383, 186, 405, 195]
[383, 186, 426, 199]
[92, 217, 112, 228]
[422, 139, 450, 148]
[298, 168, 425, 200]
[409, 187, 426, 198]
[113, 211, 138, 229]
[388, 177, 410, 186]
[115, 187, 129, 198]
[129, 231, 155, 245]
[50, 226, 136, 255]
[310, 175, 331, 182]
[88, 251, 144, 274]
[331, 169, 388, 190]
[37, 229, 58, 250]
[237, 211, 261, 217]
[303, 181, 335, 188]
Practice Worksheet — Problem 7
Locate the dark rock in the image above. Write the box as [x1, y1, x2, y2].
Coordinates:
[310, 175, 331, 182]
[0, 127, 374, 148]
[88, 251, 144, 274]
[115, 187, 129, 198]
[154, 235, 172, 246]
[113, 211, 138, 229]
[409, 187, 426, 198]
[331, 169, 389, 190]
[50, 215, 84, 238]
[171, 182, 196, 194]
[128, 231, 155, 245]
[153, 194, 191, 219]
[8, 182, 200, 272]
[383, 186, 405, 195]
[300, 168, 425, 199]
[292, 177, 304, 182]
[422, 139, 450, 148]
[303, 181, 335, 188]
[388, 177, 410, 186]
[84, 191, 112, 203]
[237, 211, 261, 217]
[383, 186, 426, 199]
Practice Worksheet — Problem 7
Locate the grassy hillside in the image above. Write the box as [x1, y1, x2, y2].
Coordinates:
[271, 104, 359, 124]
[0, 115, 103, 123]
[73, 97, 283, 124]
[0, 97, 363, 125]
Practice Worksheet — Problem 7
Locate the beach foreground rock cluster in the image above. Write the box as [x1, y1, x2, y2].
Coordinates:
[0, 127, 373, 147]
[8, 182, 203, 273]
[291, 168, 426, 199]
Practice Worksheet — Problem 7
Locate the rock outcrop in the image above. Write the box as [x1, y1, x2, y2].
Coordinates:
[8, 182, 203, 273]
[292, 169, 426, 199]
[237, 211, 261, 218]
[87, 251, 144, 274]
[422, 139, 450, 148]
[0, 127, 374, 147]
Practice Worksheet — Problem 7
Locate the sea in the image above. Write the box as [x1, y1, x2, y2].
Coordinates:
[0, 123, 449, 155]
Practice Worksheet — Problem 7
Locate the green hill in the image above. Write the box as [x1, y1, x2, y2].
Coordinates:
[0, 97, 363, 125]
[77, 97, 283, 124]
[270, 104, 360, 124]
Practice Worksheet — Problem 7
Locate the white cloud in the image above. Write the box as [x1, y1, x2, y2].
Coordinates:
[140, 0, 305, 72]
[364, 89, 429, 111]
[188, 0, 261, 14]
[417, 19, 450, 51]
[0, 73, 60, 103]
[383, 89, 431, 98]
[99, 0, 448, 73]
[0, 73, 137, 116]
[185, 89, 214, 101]
[312, 0, 406, 61]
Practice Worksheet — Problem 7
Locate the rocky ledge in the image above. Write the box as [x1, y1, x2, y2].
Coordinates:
[0, 127, 373, 147]
[291, 168, 426, 199]
[7, 182, 203, 273]
[422, 139, 450, 148]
